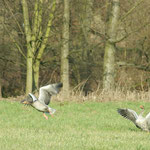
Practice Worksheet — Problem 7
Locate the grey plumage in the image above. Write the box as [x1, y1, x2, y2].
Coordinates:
[117, 107, 150, 132]
[38, 83, 63, 105]
[21, 83, 63, 119]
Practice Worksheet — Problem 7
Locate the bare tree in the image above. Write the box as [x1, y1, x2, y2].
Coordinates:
[103, 0, 120, 90]
[61, 0, 70, 97]
[1, 0, 150, 97]
[80, 0, 94, 94]
[21, 0, 56, 94]
[103, 0, 147, 90]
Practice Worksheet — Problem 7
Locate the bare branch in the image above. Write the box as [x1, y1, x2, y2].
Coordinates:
[90, 28, 107, 40]
[117, 61, 150, 72]
[0, 56, 26, 67]
[120, 0, 145, 22]
[37, 0, 56, 60]
[109, 22, 150, 43]
[3, 0, 24, 35]
[3, 23, 26, 59]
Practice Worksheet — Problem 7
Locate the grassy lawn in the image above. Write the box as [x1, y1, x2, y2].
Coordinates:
[0, 100, 150, 150]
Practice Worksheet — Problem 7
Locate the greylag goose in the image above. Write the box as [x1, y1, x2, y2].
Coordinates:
[21, 83, 63, 119]
[117, 105, 150, 132]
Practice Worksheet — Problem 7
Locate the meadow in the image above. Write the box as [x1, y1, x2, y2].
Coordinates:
[0, 100, 150, 150]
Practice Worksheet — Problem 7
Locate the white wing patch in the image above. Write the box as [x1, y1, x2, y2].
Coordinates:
[29, 93, 38, 102]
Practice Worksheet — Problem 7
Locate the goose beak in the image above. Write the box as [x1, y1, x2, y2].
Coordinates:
[140, 105, 144, 109]
[21, 99, 30, 104]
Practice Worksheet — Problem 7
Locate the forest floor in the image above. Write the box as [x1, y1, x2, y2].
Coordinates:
[0, 100, 150, 150]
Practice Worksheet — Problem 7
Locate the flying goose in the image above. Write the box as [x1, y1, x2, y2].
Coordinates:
[21, 83, 63, 120]
[117, 106, 150, 132]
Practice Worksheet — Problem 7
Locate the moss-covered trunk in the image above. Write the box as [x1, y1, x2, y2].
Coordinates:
[33, 60, 40, 90]
[33, 0, 56, 90]
[21, 0, 33, 94]
[61, 0, 70, 98]
[103, 0, 120, 90]
[21, 0, 56, 93]
[26, 49, 33, 94]
[103, 41, 116, 90]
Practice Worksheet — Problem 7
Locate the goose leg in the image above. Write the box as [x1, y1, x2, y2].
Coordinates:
[48, 109, 54, 117]
[43, 113, 48, 120]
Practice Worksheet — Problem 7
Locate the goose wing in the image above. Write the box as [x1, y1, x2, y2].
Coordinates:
[29, 93, 38, 102]
[146, 112, 150, 127]
[38, 83, 63, 105]
[117, 108, 139, 123]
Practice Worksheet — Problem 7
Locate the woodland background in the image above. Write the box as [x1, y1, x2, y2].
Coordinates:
[1, 0, 150, 100]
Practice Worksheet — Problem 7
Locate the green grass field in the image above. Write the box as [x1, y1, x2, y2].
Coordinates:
[0, 100, 150, 150]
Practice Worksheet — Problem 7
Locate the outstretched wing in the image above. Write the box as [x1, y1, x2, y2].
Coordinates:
[38, 83, 63, 105]
[117, 108, 139, 124]
[146, 112, 150, 128]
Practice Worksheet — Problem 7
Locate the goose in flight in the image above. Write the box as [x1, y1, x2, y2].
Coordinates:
[21, 83, 63, 120]
[117, 105, 150, 132]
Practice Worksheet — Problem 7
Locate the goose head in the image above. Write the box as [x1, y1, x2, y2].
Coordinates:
[21, 93, 37, 105]
[140, 105, 144, 110]
[139, 105, 145, 116]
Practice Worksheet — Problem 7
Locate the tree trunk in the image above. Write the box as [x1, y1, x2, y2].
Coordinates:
[21, 0, 33, 94]
[26, 49, 33, 94]
[103, 0, 120, 91]
[0, 83, 2, 98]
[81, 0, 93, 95]
[61, 0, 70, 98]
[33, 59, 40, 90]
[103, 41, 116, 90]
[21, 0, 56, 93]
[33, 0, 56, 89]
